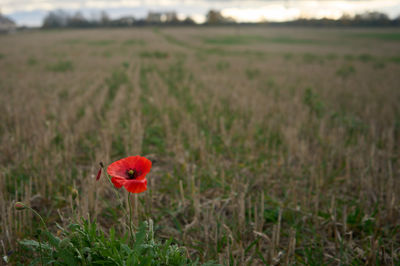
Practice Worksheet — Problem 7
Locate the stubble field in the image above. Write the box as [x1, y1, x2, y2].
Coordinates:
[1, 26, 400, 264]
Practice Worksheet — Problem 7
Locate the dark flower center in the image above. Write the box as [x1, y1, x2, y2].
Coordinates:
[126, 169, 139, 179]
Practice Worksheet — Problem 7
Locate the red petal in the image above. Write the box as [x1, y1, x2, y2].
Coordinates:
[124, 178, 147, 193]
[107, 156, 152, 180]
[111, 177, 126, 188]
[107, 158, 131, 179]
[96, 168, 102, 181]
[132, 157, 152, 180]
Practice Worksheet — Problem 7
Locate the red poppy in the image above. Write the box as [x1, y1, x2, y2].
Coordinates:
[107, 156, 152, 193]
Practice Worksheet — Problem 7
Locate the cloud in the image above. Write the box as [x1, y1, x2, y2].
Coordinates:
[1, 0, 396, 14]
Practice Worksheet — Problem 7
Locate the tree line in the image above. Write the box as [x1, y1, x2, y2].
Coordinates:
[42, 9, 400, 28]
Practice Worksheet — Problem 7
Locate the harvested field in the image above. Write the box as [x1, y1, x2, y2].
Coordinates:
[1, 26, 400, 264]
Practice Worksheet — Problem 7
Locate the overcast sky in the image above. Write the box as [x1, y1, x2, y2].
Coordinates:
[1, 0, 400, 26]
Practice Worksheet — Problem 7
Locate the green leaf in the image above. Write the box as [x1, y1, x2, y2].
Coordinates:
[43, 230, 61, 248]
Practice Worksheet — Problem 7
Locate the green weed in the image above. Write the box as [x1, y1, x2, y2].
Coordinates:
[112, 135, 126, 158]
[353, 32, 400, 41]
[204, 35, 265, 45]
[343, 54, 355, 61]
[87, 40, 115, 46]
[140, 51, 169, 59]
[102, 69, 129, 114]
[204, 35, 321, 45]
[52, 131, 64, 150]
[143, 124, 166, 155]
[245, 68, 260, 80]
[283, 52, 294, 60]
[303, 87, 325, 118]
[123, 39, 146, 46]
[103, 50, 113, 58]
[122, 61, 130, 69]
[75, 106, 85, 120]
[373, 61, 386, 69]
[326, 53, 338, 60]
[303, 53, 323, 64]
[358, 53, 374, 62]
[336, 64, 356, 78]
[330, 112, 368, 145]
[106, 70, 128, 98]
[27, 57, 37, 66]
[18, 220, 214, 265]
[63, 39, 81, 45]
[58, 90, 69, 100]
[46, 60, 74, 72]
[216, 60, 230, 71]
[389, 56, 400, 64]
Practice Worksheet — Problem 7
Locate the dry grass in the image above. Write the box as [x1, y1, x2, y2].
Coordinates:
[1, 26, 400, 264]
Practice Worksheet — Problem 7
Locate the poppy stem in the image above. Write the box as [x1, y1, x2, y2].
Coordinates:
[25, 206, 48, 265]
[128, 193, 134, 242]
[27, 206, 48, 232]
[101, 164, 128, 217]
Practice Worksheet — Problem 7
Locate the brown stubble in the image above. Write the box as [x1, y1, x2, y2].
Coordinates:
[1, 26, 400, 264]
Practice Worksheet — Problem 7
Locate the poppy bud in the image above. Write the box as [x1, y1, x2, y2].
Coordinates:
[71, 188, 79, 200]
[96, 168, 102, 181]
[14, 202, 27, 211]
[99, 162, 104, 168]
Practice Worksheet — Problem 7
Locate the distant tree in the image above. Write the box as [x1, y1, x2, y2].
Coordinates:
[206, 10, 224, 24]
[182, 16, 196, 25]
[68, 11, 90, 27]
[339, 13, 353, 26]
[395, 15, 400, 26]
[205, 10, 236, 24]
[356, 11, 389, 21]
[340, 13, 353, 20]
[110, 16, 135, 27]
[354, 11, 390, 26]
[100, 11, 110, 26]
[279, 10, 396, 27]
[42, 10, 69, 28]
[164, 12, 179, 24]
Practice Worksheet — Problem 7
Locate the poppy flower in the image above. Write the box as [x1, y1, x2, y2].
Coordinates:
[107, 156, 152, 193]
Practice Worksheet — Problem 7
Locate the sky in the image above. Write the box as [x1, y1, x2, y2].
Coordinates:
[1, 0, 400, 26]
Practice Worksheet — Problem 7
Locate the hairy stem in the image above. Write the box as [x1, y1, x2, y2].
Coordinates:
[27, 207, 47, 265]
[128, 193, 134, 242]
